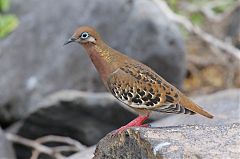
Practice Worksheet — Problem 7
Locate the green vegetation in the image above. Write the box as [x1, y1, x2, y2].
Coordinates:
[212, 1, 235, 14]
[190, 13, 204, 25]
[167, 0, 179, 12]
[0, 14, 18, 38]
[0, 0, 10, 12]
[166, 0, 236, 26]
[0, 0, 18, 38]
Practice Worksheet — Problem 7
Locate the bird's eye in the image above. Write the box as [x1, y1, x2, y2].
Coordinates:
[80, 32, 89, 40]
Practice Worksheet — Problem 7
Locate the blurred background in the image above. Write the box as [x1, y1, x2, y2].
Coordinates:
[0, 0, 239, 159]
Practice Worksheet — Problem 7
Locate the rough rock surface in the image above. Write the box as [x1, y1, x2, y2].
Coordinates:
[67, 146, 96, 159]
[14, 90, 139, 159]
[0, 128, 16, 159]
[94, 123, 240, 159]
[152, 89, 240, 127]
[0, 0, 185, 124]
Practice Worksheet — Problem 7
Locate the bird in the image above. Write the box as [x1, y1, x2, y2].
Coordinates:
[64, 26, 214, 134]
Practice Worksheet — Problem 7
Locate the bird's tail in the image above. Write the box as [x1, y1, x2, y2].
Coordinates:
[179, 93, 214, 119]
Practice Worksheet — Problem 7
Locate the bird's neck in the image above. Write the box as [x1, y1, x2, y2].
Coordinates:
[83, 42, 123, 84]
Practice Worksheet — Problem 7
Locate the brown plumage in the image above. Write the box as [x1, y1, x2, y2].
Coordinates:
[65, 26, 213, 133]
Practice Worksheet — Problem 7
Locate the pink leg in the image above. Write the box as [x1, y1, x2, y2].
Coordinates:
[115, 114, 150, 134]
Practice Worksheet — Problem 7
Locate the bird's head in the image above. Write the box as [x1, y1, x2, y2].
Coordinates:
[64, 26, 100, 46]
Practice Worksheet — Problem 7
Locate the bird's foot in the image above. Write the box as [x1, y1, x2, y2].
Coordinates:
[113, 115, 149, 135]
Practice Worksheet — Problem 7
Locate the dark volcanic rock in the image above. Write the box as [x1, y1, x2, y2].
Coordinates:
[0, 0, 185, 124]
[14, 90, 137, 159]
[94, 123, 240, 159]
[0, 128, 16, 159]
[25, 91, 136, 145]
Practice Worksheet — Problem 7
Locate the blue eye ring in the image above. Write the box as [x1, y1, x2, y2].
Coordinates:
[80, 32, 89, 40]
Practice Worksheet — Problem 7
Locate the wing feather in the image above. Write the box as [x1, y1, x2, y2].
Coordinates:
[107, 63, 195, 115]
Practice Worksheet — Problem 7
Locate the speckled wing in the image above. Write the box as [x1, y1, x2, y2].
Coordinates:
[107, 62, 195, 115]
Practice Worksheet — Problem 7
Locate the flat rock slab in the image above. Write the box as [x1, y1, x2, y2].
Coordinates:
[94, 123, 240, 159]
[152, 89, 240, 127]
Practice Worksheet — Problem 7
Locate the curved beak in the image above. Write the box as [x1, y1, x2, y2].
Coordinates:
[64, 37, 77, 45]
